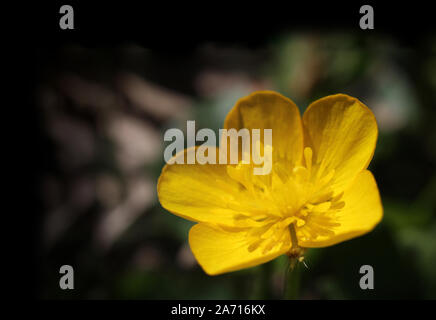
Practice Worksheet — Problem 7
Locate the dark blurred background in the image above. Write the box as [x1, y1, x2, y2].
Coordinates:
[34, 29, 436, 299]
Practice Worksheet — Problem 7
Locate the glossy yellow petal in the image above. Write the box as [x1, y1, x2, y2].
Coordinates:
[157, 147, 276, 227]
[302, 94, 378, 193]
[224, 91, 304, 167]
[189, 223, 292, 275]
[298, 170, 383, 248]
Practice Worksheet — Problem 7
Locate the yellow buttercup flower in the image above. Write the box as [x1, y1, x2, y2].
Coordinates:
[157, 91, 383, 275]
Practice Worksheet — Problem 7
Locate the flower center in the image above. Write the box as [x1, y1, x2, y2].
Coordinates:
[227, 146, 344, 253]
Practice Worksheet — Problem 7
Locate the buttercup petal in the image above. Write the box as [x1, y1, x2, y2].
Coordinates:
[298, 170, 383, 247]
[224, 91, 304, 167]
[157, 147, 275, 227]
[189, 223, 292, 275]
[302, 94, 378, 193]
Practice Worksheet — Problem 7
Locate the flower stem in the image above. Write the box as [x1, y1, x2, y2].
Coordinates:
[283, 257, 301, 299]
[283, 223, 303, 299]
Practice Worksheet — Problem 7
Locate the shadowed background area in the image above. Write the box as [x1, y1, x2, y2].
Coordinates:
[34, 31, 436, 299]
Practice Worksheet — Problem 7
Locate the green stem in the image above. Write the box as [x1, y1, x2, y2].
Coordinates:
[283, 258, 301, 299]
[283, 223, 303, 299]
